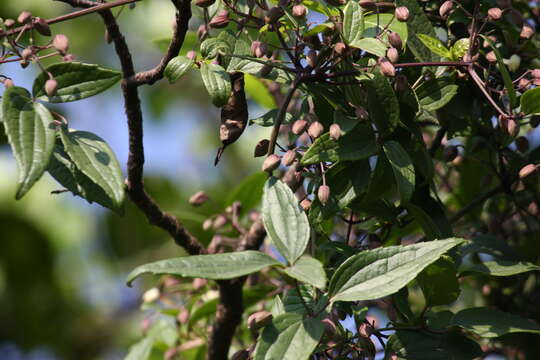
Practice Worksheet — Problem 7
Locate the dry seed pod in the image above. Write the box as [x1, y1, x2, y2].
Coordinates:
[387, 47, 399, 64]
[292, 118, 309, 135]
[247, 311, 273, 331]
[282, 150, 297, 166]
[318, 185, 330, 205]
[292, 4, 307, 17]
[33, 17, 51, 36]
[439, 1, 453, 18]
[45, 79, 58, 97]
[52, 34, 69, 55]
[379, 58, 396, 77]
[395, 6, 410, 22]
[515, 136, 529, 153]
[308, 121, 324, 138]
[189, 191, 209, 206]
[17, 11, 32, 24]
[388, 32, 403, 49]
[215, 73, 248, 165]
[520, 25, 534, 39]
[519, 164, 538, 179]
[329, 123, 342, 140]
[487, 8, 503, 21]
[209, 10, 230, 29]
[195, 0, 216, 7]
[262, 154, 281, 172]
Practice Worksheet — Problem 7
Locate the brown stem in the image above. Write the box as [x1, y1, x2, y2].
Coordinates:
[450, 185, 504, 224]
[267, 80, 299, 156]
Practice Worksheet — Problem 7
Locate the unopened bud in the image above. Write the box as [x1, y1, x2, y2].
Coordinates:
[487, 8, 503, 21]
[262, 154, 281, 172]
[247, 311, 273, 331]
[355, 106, 369, 120]
[52, 34, 69, 55]
[4, 19, 15, 28]
[329, 123, 342, 140]
[209, 10, 230, 29]
[520, 25, 534, 39]
[519, 164, 538, 179]
[443, 146, 458, 162]
[21, 48, 32, 61]
[499, 115, 519, 137]
[292, 118, 308, 135]
[33, 17, 51, 36]
[192, 278, 208, 290]
[45, 79, 58, 97]
[322, 318, 337, 336]
[439, 1, 453, 18]
[395, 6, 409, 22]
[282, 150, 297, 166]
[265, 7, 284, 24]
[292, 4, 307, 17]
[3, 79, 14, 88]
[515, 136, 529, 153]
[379, 58, 396, 77]
[300, 198, 312, 211]
[359, 322, 373, 338]
[254, 139, 270, 157]
[318, 185, 330, 205]
[142, 287, 160, 303]
[388, 32, 403, 49]
[518, 78, 531, 91]
[63, 54, 75, 62]
[197, 24, 208, 41]
[189, 191, 209, 206]
[212, 214, 228, 229]
[203, 218, 213, 231]
[308, 121, 324, 138]
[17, 11, 32, 24]
[334, 42, 347, 56]
[195, 0, 216, 7]
[486, 51, 497, 63]
[386, 47, 399, 63]
[306, 49, 317, 68]
[186, 50, 197, 60]
[251, 41, 268, 58]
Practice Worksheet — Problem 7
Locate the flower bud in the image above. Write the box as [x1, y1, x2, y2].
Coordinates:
[518, 78, 531, 91]
[386, 47, 399, 63]
[45, 79, 58, 97]
[300, 198, 311, 211]
[177, 308, 189, 324]
[192, 278, 208, 290]
[355, 106, 369, 120]
[443, 146, 458, 162]
[254, 139, 270, 157]
[33, 17, 51, 36]
[265, 7, 284, 24]
[142, 287, 160, 303]
[52, 34, 69, 55]
[4, 19, 15, 28]
[251, 41, 268, 58]
[499, 115, 519, 137]
[197, 24, 208, 41]
[485, 51, 497, 63]
[186, 50, 197, 60]
[487, 8, 502, 21]
[322, 318, 337, 337]
[379, 58, 396, 77]
[195, 0, 216, 7]
[519, 164, 538, 179]
[439, 1, 453, 18]
[532, 69, 540, 81]
[189, 191, 209, 206]
[3, 79, 14, 88]
[395, 6, 409, 22]
[282, 149, 297, 166]
[334, 42, 347, 56]
[292, 4, 307, 17]
[358, 322, 373, 338]
[520, 25, 534, 39]
[308, 121, 324, 138]
[212, 214, 228, 229]
[17, 11, 32, 24]
[21, 48, 32, 61]
[329, 123, 342, 140]
[515, 136, 529, 153]
[203, 218, 213, 231]
[209, 10, 230, 29]
[247, 311, 273, 331]
[531, 115, 540, 128]
[318, 185, 330, 205]
[306, 49, 317, 68]
[262, 154, 281, 172]
[388, 32, 403, 50]
[292, 118, 308, 135]
[63, 54, 75, 62]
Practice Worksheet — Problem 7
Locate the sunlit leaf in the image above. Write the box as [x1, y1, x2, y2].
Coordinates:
[281, 256, 327, 290]
[164, 56, 195, 83]
[200, 62, 231, 107]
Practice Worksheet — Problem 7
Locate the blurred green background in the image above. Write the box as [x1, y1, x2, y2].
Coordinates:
[0, 1, 269, 358]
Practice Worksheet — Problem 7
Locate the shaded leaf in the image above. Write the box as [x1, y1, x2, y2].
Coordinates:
[262, 177, 310, 265]
[164, 56, 195, 83]
[200, 62, 231, 107]
[416, 78, 458, 111]
[2, 86, 56, 199]
[244, 73, 277, 108]
[225, 171, 267, 211]
[417, 256, 460, 306]
[363, 73, 399, 136]
[521, 87, 540, 115]
[459, 260, 540, 277]
[33, 62, 121, 103]
[481, 35, 517, 109]
[124, 337, 154, 360]
[450, 307, 540, 338]
[383, 141, 415, 203]
[127, 251, 280, 285]
[281, 256, 327, 290]
[328, 238, 464, 302]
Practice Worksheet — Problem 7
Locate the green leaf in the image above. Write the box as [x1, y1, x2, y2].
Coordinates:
[416, 78, 458, 111]
[417, 256, 460, 307]
[342, 1, 363, 44]
[328, 238, 464, 302]
[406, 188, 453, 240]
[363, 14, 408, 48]
[396, 0, 439, 62]
[262, 177, 310, 265]
[386, 330, 482, 360]
[244, 73, 277, 108]
[124, 337, 154, 360]
[225, 171, 267, 211]
[350, 38, 388, 57]
[59, 127, 125, 211]
[451, 38, 470, 60]
[481, 35, 517, 109]
[521, 87, 540, 115]
[127, 251, 280, 286]
[301, 123, 377, 165]
[459, 260, 540, 277]
[253, 314, 325, 360]
[417, 34, 451, 58]
[200, 62, 231, 107]
[47, 144, 122, 212]
[2, 86, 56, 199]
[362, 73, 399, 136]
[164, 56, 195, 83]
[281, 256, 327, 290]
[200, 38, 230, 59]
[250, 109, 294, 127]
[33, 62, 121, 103]
[383, 141, 415, 203]
[450, 307, 540, 338]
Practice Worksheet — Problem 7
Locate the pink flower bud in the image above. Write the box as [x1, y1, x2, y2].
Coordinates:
[395, 6, 410, 22]
[486, 51, 497, 63]
[386, 47, 399, 63]
[487, 8, 503, 21]
[212, 214, 228, 229]
[192, 277, 208, 290]
[251, 41, 268, 58]
[247, 311, 273, 331]
[186, 50, 197, 60]
[4, 19, 15, 28]
[308, 121, 324, 138]
[519, 164, 538, 179]
[63, 54, 75, 62]
[45, 79, 58, 97]
[262, 154, 281, 172]
[300, 198, 312, 211]
[329, 123, 342, 140]
[209, 10, 230, 29]
[520, 25, 534, 39]
[292, 4, 307, 17]
[292, 118, 308, 135]
[3, 79, 14, 88]
[318, 185, 330, 204]
[388, 32, 403, 50]
[282, 149, 297, 166]
[379, 58, 396, 77]
[17, 11, 32, 24]
[306, 49, 317, 68]
[52, 34, 69, 55]
[439, 1, 453, 18]
[21, 48, 32, 61]
[189, 191, 209, 206]
[33, 17, 51, 36]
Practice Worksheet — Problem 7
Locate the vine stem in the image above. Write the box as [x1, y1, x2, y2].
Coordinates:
[266, 79, 300, 156]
